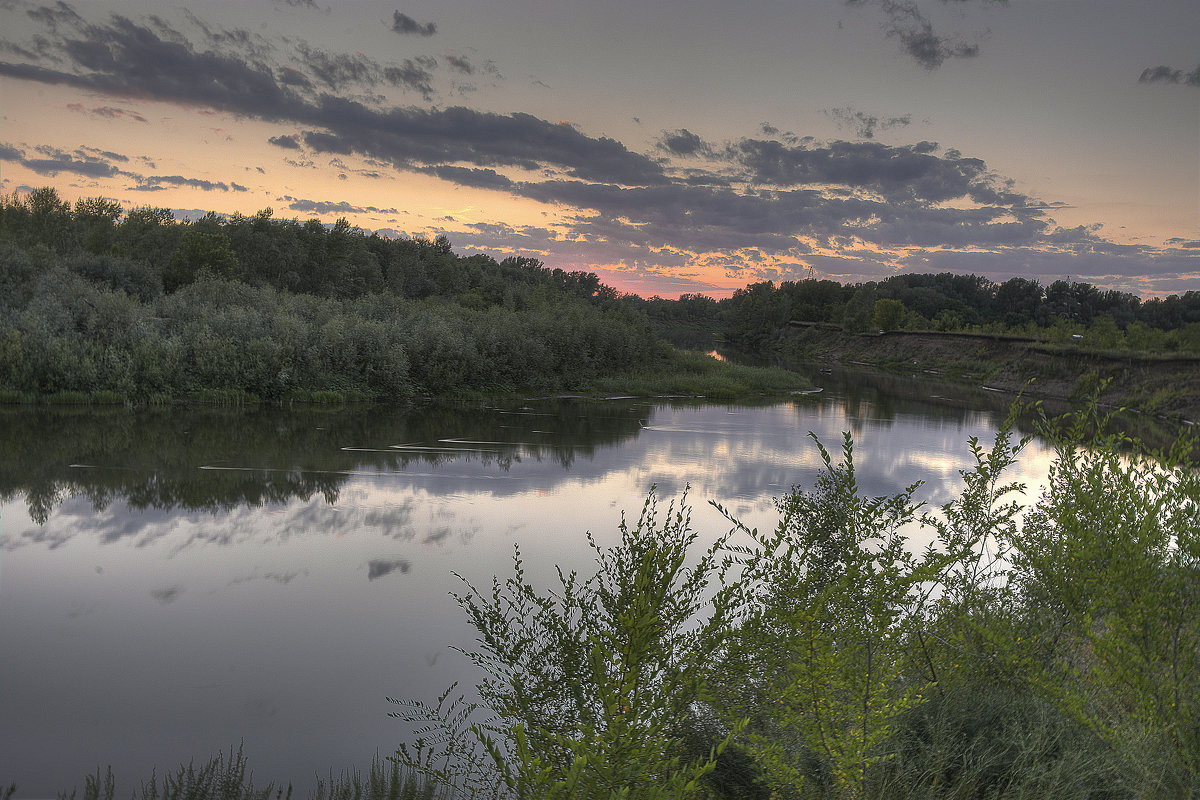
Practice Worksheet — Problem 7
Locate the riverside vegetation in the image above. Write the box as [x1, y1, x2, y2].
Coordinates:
[0, 189, 802, 403]
[639, 276, 1200, 419]
[389, 402, 1200, 800]
[19, 403, 1199, 798]
[642, 274, 1200, 353]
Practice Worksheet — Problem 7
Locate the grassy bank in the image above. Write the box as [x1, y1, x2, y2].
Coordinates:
[4, 746, 445, 800]
[0, 350, 809, 406]
[583, 350, 808, 398]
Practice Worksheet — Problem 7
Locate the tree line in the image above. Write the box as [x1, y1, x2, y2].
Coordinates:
[0, 188, 666, 402]
[640, 274, 1200, 352]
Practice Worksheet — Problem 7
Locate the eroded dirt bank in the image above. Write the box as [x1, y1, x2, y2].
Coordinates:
[782, 327, 1200, 423]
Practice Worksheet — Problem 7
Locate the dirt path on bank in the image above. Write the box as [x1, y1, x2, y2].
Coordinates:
[784, 327, 1200, 423]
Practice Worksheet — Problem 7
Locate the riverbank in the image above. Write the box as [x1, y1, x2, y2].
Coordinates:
[0, 351, 808, 407]
[780, 326, 1200, 422]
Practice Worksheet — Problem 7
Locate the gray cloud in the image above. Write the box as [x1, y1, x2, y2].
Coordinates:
[732, 138, 995, 204]
[294, 42, 433, 97]
[367, 558, 411, 580]
[150, 585, 183, 604]
[5, 142, 127, 178]
[417, 164, 516, 190]
[268, 133, 302, 149]
[1, 10, 657, 186]
[294, 43, 375, 89]
[131, 175, 248, 192]
[444, 54, 473, 74]
[1138, 65, 1200, 87]
[391, 11, 436, 37]
[26, 1, 84, 30]
[859, 0, 987, 69]
[79, 144, 128, 162]
[381, 61, 435, 95]
[825, 107, 912, 139]
[658, 129, 710, 157]
[181, 9, 274, 62]
[298, 101, 666, 185]
[283, 197, 398, 215]
[66, 102, 149, 122]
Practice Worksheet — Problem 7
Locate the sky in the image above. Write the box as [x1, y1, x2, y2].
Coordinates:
[0, 0, 1197, 298]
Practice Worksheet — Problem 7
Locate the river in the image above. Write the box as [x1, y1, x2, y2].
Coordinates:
[0, 371, 1066, 794]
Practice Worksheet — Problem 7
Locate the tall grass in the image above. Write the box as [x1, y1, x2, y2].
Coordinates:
[15, 746, 447, 800]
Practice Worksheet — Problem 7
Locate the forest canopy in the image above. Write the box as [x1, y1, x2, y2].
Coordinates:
[0, 188, 678, 401]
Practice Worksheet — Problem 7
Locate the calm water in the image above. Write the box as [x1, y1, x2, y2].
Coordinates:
[1, 374, 1059, 794]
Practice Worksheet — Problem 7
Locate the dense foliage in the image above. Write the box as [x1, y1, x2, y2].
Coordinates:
[0, 189, 671, 401]
[397, 405, 1200, 798]
[637, 275, 1200, 353]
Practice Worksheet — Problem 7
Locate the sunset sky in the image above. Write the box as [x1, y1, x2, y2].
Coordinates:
[1, 0, 1197, 298]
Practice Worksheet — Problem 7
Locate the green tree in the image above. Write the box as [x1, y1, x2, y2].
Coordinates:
[841, 285, 877, 333]
[392, 490, 740, 799]
[73, 196, 123, 255]
[871, 298, 906, 332]
[716, 433, 950, 797]
[165, 229, 240, 292]
[1009, 408, 1200, 795]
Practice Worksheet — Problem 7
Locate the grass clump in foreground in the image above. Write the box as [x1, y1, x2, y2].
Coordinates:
[393, 399, 1200, 799]
[587, 350, 810, 398]
[9, 745, 447, 800]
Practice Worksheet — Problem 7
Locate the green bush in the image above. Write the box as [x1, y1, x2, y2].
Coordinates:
[392, 490, 740, 799]
[394, 402, 1200, 798]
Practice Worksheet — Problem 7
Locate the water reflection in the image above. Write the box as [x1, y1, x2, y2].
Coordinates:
[0, 399, 651, 526]
[1, 375, 1077, 794]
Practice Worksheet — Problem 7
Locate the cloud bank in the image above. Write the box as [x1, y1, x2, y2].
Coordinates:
[0, 1, 1194, 294]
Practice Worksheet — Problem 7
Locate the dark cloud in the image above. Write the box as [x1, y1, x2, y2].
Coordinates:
[295, 43, 376, 90]
[10, 143, 127, 178]
[440, 54, 498, 82]
[825, 107, 912, 139]
[902, 245, 1200, 284]
[1138, 65, 1200, 87]
[367, 558, 411, 580]
[391, 11, 436, 37]
[658, 129, 710, 157]
[444, 54, 473, 74]
[328, 157, 383, 179]
[284, 197, 398, 215]
[381, 60, 434, 95]
[277, 66, 312, 89]
[2, 9, 661, 187]
[26, 1, 84, 30]
[78, 145, 128, 162]
[150, 586, 183, 604]
[131, 175, 247, 192]
[859, 0, 985, 69]
[732, 138, 994, 204]
[418, 164, 516, 190]
[66, 103, 149, 122]
[298, 102, 666, 185]
[181, 9, 273, 61]
[268, 133, 302, 149]
[292, 43, 433, 97]
[0, 142, 24, 161]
